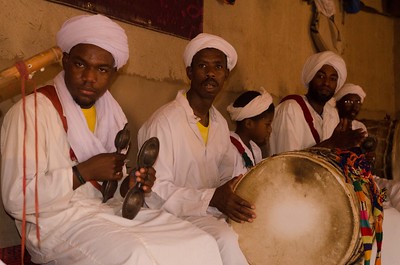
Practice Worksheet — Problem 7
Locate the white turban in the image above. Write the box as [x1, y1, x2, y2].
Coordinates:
[227, 88, 273, 121]
[301, 51, 347, 92]
[334, 83, 366, 103]
[183, 33, 238, 70]
[57, 14, 129, 70]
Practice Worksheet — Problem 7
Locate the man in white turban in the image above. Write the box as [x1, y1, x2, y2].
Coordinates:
[269, 51, 367, 155]
[138, 33, 252, 265]
[227, 89, 274, 176]
[334, 83, 368, 133]
[1, 14, 224, 265]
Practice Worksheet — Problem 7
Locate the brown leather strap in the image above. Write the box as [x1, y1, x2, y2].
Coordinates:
[280, 95, 321, 144]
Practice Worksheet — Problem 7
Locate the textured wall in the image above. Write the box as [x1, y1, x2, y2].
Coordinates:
[0, 0, 398, 247]
[0, 0, 398, 118]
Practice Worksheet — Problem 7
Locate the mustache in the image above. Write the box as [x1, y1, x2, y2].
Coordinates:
[201, 78, 218, 87]
[80, 82, 95, 91]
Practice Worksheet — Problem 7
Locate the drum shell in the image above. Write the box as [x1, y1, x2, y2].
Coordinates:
[362, 119, 399, 180]
[231, 149, 373, 265]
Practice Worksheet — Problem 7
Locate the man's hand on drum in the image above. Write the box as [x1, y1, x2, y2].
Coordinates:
[210, 175, 256, 223]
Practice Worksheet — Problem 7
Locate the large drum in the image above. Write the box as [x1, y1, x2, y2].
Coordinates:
[231, 149, 374, 265]
[362, 119, 400, 180]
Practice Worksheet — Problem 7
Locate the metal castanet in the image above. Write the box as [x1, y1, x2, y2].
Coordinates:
[102, 123, 131, 203]
[122, 137, 159, 220]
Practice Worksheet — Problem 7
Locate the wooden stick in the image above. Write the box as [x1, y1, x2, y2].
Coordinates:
[0, 46, 63, 90]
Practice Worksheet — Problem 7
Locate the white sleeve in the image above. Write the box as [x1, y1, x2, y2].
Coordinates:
[1, 96, 74, 219]
[138, 115, 215, 217]
[269, 100, 310, 155]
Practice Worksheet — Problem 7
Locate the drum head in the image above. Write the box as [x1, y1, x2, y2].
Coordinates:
[231, 151, 360, 265]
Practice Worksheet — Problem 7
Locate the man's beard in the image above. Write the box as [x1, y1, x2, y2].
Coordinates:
[308, 88, 334, 104]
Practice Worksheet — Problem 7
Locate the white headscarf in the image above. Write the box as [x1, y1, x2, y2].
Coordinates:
[183, 33, 238, 70]
[334, 83, 366, 103]
[54, 72, 127, 162]
[227, 88, 273, 121]
[301, 51, 347, 92]
[57, 14, 129, 70]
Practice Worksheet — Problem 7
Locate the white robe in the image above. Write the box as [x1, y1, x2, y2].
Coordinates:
[230, 131, 262, 176]
[352, 119, 368, 134]
[138, 90, 249, 265]
[269, 96, 339, 155]
[371, 178, 400, 264]
[1, 91, 223, 265]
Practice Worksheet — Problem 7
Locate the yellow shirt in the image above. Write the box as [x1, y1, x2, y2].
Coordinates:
[81, 106, 96, 133]
[197, 122, 209, 144]
[184, 92, 209, 144]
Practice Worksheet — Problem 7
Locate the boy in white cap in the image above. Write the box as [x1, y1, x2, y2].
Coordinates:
[1, 15, 223, 265]
[269, 51, 367, 155]
[138, 33, 253, 265]
[227, 89, 274, 176]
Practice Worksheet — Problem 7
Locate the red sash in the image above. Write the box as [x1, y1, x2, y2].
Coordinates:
[280, 95, 321, 144]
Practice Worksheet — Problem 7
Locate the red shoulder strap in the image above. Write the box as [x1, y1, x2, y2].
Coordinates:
[230, 136, 254, 168]
[280, 95, 321, 144]
[36, 85, 68, 132]
[36, 86, 102, 191]
[230, 136, 245, 154]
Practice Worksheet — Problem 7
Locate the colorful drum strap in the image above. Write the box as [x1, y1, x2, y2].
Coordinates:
[332, 148, 385, 265]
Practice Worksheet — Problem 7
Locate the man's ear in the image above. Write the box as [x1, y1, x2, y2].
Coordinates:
[225, 68, 230, 79]
[244, 119, 254, 129]
[186, 66, 193, 80]
[61, 52, 69, 69]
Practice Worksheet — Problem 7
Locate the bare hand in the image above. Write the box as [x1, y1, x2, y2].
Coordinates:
[210, 175, 256, 223]
[76, 153, 126, 182]
[318, 118, 367, 149]
[133, 167, 156, 193]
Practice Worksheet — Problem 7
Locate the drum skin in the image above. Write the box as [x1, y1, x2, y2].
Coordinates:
[231, 150, 363, 265]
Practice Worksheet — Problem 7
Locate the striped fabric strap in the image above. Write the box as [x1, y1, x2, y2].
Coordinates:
[230, 136, 254, 168]
[333, 148, 384, 265]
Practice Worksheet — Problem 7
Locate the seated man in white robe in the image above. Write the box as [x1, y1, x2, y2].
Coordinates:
[1, 14, 223, 265]
[227, 89, 274, 176]
[138, 33, 255, 265]
[269, 51, 367, 155]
